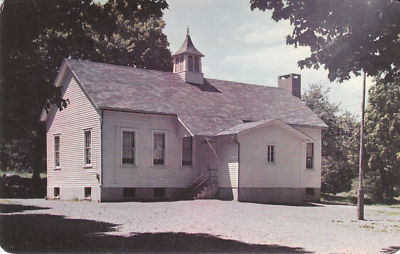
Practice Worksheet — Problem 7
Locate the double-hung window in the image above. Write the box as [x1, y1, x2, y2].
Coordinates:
[267, 144, 274, 163]
[84, 130, 92, 166]
[182, 137, 193, 166]
[54, 135, 60, 168]
[306, 143, 314, 169]
[122, 130, 135, 165]
[153, 132, 166, 165]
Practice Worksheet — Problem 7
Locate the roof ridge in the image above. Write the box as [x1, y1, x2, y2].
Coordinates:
[65, 58, 175, 75]
[66, 59, 282, 89]
[205, 77, 278, 90]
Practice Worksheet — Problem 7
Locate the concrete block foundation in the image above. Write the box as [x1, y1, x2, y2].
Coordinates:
[100, 187, 187, 202]
[47, 186, 101, 201]
[219, 187, 320, 204]
[238, 187, 321, 204]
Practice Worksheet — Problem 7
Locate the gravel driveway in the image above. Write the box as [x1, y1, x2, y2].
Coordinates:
[0, 199, 399, 253]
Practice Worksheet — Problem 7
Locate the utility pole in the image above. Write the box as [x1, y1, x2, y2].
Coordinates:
[357, 71, 366, 220]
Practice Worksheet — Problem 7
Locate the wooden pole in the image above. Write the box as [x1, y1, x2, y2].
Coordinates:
[357, 71, 366, 220]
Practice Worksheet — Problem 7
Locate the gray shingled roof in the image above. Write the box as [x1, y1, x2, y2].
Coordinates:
[65, 59, 327, 136]
[217, 120, 273, 136]
[172, 34, 204, 57]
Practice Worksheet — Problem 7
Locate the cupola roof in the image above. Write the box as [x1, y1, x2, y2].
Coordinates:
[172, 29, 204, 57]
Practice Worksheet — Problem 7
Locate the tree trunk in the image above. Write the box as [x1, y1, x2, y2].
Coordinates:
[357, 71, 366, 220]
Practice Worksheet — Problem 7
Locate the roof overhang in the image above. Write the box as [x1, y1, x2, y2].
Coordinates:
[216, 119, 313, 141]
[39, 60, 69, 122]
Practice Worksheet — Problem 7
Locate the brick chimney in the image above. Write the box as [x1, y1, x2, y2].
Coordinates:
[278, 73, 301, 98]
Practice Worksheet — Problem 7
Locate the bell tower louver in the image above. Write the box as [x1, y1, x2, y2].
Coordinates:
[172, 28, 204, 84]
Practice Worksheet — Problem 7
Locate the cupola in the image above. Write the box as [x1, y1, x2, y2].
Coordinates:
[172, 28, 204, 84]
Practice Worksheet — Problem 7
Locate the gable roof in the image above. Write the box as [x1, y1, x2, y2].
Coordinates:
[57, 59, 326, 136]
[217, 119, 313, 141]
[172, 34, 204, 57]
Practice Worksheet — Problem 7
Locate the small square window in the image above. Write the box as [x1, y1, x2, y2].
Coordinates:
[154, 188, 165, 198]
[54, 187, 60, 198]
[123, 188, 136, 198]
[306, 188, 315, 196]
[84, 187, 91, 198]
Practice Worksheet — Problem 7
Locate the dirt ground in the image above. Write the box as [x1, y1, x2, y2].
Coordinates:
[0, 199, 399, 253]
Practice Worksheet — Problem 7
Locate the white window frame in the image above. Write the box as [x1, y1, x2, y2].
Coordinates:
[306, 142, 314, 169]
[181, 136, 193, 167]
[152, 131, 167, 167]
[267, 144, 275, 163]
[83, 129, 92, 168]
[54, 135, 61, 169]
[121, 128, 136, 166]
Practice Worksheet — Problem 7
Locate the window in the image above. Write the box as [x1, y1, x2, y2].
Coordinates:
[54, 136, 60, 168]
[84, 187, 91, 198]
[54, 187, 60, 198]
[267, 145, 274, 162]
[154, 188, 165, 198]
[180, 55, 184, 71]
[123, 188, 136, 198]
[306, 143, 314, 169]
[182, 137, 193, 166]
[84, 130, 92, 166]
[153, 132, 166, 165]
[306, 188, 315, 196]
[188, 56, 193, 71]
[122, 130, 135, 165]
[194, 57, 199, 72]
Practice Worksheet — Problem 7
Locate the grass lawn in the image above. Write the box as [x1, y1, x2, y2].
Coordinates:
[321, 192, 400, 208]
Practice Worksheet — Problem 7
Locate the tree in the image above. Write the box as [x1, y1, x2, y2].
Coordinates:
[249, 0, 400, 82]
[303, 84, 358, 194]
[364, 76, 400, 201]
[0, 0, 171, 180]
[250, 0, 400, 219]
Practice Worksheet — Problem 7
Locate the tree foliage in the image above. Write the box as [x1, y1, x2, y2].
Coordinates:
[250, 0, 400, 82]
[303, 84, 358, 194]
[0, 0, 171, 177]
[364, 76, 400, 201]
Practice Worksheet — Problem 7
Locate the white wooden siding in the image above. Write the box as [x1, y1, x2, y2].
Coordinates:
[238, 124, 309, 188]
[217, 136, 238, 188]
[296, 127, 322, 188]
[102, 111, 194, 188]
[46, 72, 101, 187]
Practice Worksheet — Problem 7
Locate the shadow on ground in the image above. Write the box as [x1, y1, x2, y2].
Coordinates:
[0, 211, 311, 253]
[381, 246, 400, 254]
[0, 203, 50, 213]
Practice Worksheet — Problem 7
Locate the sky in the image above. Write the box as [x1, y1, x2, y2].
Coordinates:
[163, 0, 372, 117]
[0, 0, 370, 117]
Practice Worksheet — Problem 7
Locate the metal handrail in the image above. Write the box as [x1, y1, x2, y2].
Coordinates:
[192, 170, 209, 186]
